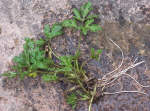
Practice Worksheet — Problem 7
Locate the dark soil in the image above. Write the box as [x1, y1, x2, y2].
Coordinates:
[50, 21, 150, 111]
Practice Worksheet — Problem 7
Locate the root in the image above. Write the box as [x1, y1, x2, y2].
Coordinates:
[100, 38, 125, 80]
[97, 38, 150, 100]
[122, 73, 150, 88]
[103, 90, 148, 96]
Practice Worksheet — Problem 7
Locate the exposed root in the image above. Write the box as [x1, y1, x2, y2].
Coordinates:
[97, 38, 150, 100]
[101, 38, 125, 79]
[122, 73, 150, 88]
[103, 90, 148, 96]
[67, 39, 150, 111]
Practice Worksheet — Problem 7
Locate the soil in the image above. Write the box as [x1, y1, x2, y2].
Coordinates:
[49, 21, 150, 111]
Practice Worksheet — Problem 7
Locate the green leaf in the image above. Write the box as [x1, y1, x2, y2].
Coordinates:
[73, 8, 82, 21]
[90, 48, 102, 60]
[80, 2, 92, 18]
[59, 67, 72, 72]
[66, 93, 77, 109]
[77, 91, 90, 100]
[20, 71, 28, 80]
[10, 38, 53, 80]
[97, 49, 102, 54]
[2, 72, 17, 78]
[49, 31, 63, 39]
[88, 24, 102, 32]
[59, 56, 73, 66]
[46, 24, 63, 39]
[85, 19, 94, 27]
[35, 38, 45, 46]
[62, 19, 77, 28]
[51, 24, 62, 33]
[44, 24, 63, 39]
[44, 24, 51, 38]
[87, 14, 99, 19]
[42, 74, 58, 82]
[90, 48, 95, 58]
[36, 62, 48, 69]
[81, 26, 88, 35]
[28, 72, 37, 78]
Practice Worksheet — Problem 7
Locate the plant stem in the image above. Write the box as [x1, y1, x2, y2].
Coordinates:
[77, 31, 82, 55]
[77, 79, 89, 94]
[89, 84, 97, 111]
[48, 42, 59, 59]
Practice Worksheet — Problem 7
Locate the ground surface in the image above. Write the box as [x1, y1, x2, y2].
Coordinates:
[0, 0, 150, 111]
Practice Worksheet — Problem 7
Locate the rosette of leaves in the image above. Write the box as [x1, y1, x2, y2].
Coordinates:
[62, 2, 102, 35]
[3, 38, 53, 79]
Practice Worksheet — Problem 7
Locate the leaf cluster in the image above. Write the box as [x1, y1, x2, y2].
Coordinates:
[3, 38, 53, 79]
[90, 48, 102, 61]
[44, 23, 63, 40]
[66, 93, 78, 109]
[62, 2, 102, 35]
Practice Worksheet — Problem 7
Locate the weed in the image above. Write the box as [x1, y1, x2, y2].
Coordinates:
[2, 1, 148, 111]
[3, 38, 51, 79]
[66, 93, 78, 109]
[2, 2, 102, 111]
[62, 2, 102, 35]
[44, 23, 63, 40]
[3, 23, 63, 80]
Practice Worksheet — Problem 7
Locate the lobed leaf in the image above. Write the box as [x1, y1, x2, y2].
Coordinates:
[2, 72, 17, 78]
[42, 74, 58, 82]
[73, 8, 82, 21]
[88, 24, 102, 32]
[85, 19, 94, 27]
[87, 14, 99, 19]
[80, 2, 92, 19]
[62, 19, 77, 28]
[81, 26, 88, 35]
[35, 38, 45, 46]
[44, 24, 51, 38]
[51, 24, 62, 33]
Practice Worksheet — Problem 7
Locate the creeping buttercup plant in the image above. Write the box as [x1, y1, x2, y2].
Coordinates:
[62, 2, 102, 35]
[2, 2, 103, 111]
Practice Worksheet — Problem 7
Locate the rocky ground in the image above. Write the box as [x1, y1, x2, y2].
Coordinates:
[0, 0, 150, 111]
